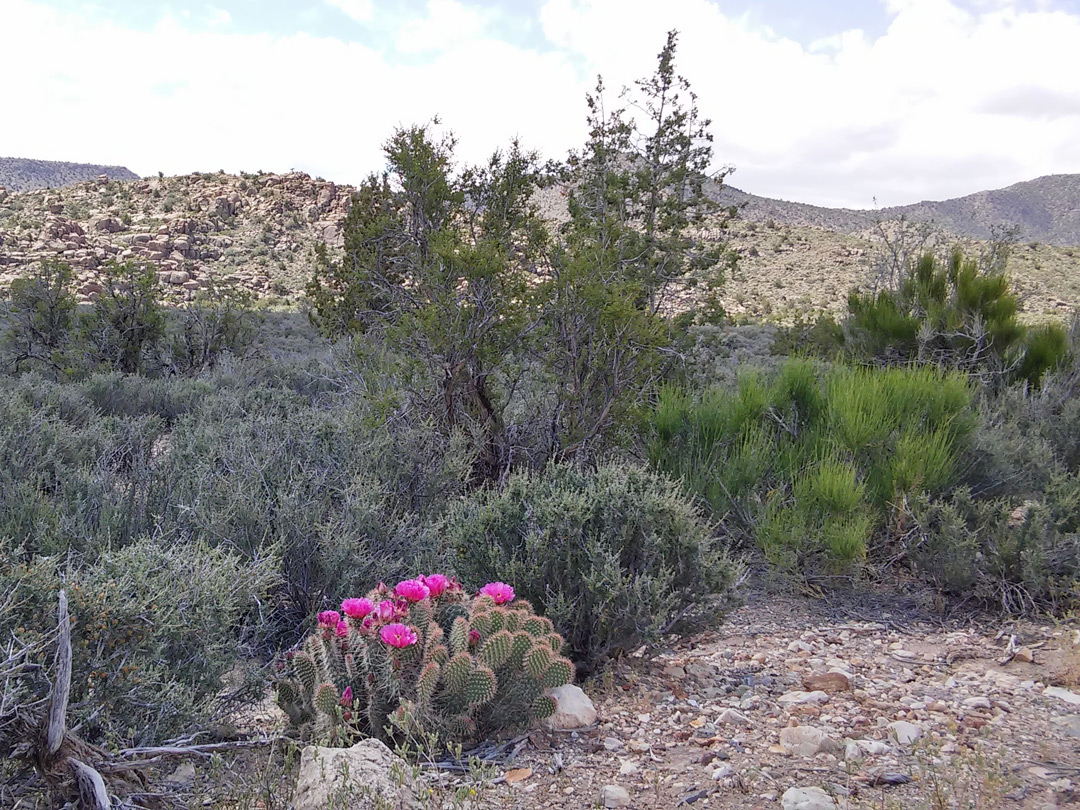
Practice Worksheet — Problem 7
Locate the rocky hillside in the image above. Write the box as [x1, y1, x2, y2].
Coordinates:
[0, 168, 1078, 320]
[0, 158, 139, 192]
[712, 174, 1080, 246]
[0, 171, 350, 303]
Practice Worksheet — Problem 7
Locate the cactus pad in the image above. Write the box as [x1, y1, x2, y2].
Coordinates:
[417, 661, 440, 705]
[541, 658, 574, 689]
[450, 616, 469, 655]
[292, 653, 318, 690]
[314, 682, 339, 716]
[530, 694, 558, 719]
[478, 630, 513, 668]
[443, 652, 472, 694]
[525, 645, 553, 678]
[464, 666, 497, 705]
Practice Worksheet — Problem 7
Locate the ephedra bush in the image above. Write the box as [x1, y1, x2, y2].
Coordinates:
[647, 360, 976, 577]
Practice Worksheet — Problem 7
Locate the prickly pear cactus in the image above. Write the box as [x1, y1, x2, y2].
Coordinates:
[273, 575, 574, 748]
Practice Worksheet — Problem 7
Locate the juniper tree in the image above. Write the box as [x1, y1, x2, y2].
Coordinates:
[542, 30, 737, 459]
[307, 124, 547, 479]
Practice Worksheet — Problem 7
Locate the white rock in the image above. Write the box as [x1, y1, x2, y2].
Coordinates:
[779, 690, 830, 707]
[780, 726, 841, 757]
[618, 759, 640, 776]
[719, 708, 750, 726]
[1044, 686, 1080, 705]
[711, 763, 734, 780]
[962, 696, 992, 710]
[844, 739, 891, 760]
[542, 684, 597, 729]
[600, 784, 631, 808]
[887, 720, 922, 745]
[293, 739, 419, 810]
[782, 786, 838, 810]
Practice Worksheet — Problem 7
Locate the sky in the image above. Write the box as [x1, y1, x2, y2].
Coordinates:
[1, 0, 1079, 208]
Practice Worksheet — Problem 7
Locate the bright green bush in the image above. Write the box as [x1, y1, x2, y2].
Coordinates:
[846, 248, 1067, 387]
[275, 576, 572, 747]
[647, 360, 975, 575]
[445, 462, 739, 670]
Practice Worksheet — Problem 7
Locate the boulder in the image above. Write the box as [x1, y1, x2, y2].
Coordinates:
[542, 684, 597, 730]
[293, 739, 419, 810]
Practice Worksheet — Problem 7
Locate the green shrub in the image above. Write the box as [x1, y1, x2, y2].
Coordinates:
[647, 360, 975, 577]
[79, 261, 166, 374]
[2, 260, 77, 376]
[275, 577, 572, 747]
[845, 248, 1067, 386]
[168, 280, 261, 373]
[445, 462, 739, 670]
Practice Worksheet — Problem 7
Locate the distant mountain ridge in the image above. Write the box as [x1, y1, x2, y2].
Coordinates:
[711, 174, 1080, 246]
[0, 158, 139, 192]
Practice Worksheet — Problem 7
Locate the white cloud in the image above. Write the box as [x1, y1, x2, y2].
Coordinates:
[325, 0, 373, 23]
[397, 0, 489, 53]
[0, 0, 1078, 208]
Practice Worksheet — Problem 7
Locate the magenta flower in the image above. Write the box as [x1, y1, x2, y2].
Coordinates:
[380, 623, 419, 649]
[423, 574, 450, 597]
[335, 620, 349, 638]
[340, 686, 353, 706]
[479, 582, 515, 604]
[341, 597, 375, 619]
[395, 578, 431, 602]
[376, 600, 397, 621]
[317, 610, 341, 628]
[468, 629, 481, 646]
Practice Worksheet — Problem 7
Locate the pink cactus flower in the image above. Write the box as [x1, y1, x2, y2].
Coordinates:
[479, 582, 515, 604]
[341, 597, 375, 619]
[317, 610, 341, 628]
[468, 629, 481, 646]
[335, 620, 349, 638]
[423, 574, 450, 597]
[395, 578, 431, 602]
[380, 623, 419, 649]
[376, 600, 397, 621]
[340, 686, 353, 706]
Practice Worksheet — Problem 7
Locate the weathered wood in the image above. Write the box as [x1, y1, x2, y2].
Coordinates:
[45, 589, 71, 758]
[70, 757, 110, 810]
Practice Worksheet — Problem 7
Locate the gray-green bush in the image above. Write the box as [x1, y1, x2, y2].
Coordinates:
[446, 462, 740, 670]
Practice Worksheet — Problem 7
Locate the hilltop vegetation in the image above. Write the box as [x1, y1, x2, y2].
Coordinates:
[0, 157, 139, 192]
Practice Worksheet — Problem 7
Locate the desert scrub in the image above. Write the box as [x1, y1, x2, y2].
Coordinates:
[647, 360, 975, 577]
[0, 535, 278, 747]
[446, 462, 740, 671]
[275, 575, 573, 747]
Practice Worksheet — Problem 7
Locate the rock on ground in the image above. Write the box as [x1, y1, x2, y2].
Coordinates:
[293, 738, 419, 810]
[542, 684, 597, 730]
[781, 786, 837, 810]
